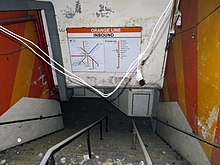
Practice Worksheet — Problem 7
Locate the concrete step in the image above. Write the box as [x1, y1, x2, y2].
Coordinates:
[0, 128, 146, 165]
[0, 122, 191, 165]
[133, 118, 190, 165]
[0, 97, 191, 165]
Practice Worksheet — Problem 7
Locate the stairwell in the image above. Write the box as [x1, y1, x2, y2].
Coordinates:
[0, 98, 190, 165]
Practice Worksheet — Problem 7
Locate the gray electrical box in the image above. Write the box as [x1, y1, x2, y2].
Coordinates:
[132, 94, 150, 116]
[110, 88, 156, 117]
[128, 89, 154, 117]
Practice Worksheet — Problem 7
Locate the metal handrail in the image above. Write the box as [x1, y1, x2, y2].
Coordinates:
[0, 114, 62, 125]
[132, 120, 153, 165]
[40, 115, 108, 165]
[154, 117, 220, 149]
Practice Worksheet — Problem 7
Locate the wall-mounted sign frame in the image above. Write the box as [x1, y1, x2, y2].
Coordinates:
[67, 27, 142, 73]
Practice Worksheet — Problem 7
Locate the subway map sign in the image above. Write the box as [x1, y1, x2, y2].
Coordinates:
[67, 27, 141, 72]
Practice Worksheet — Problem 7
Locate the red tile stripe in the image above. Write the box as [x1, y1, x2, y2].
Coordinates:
[0, 11, 27, 116]
[165, 43, 179, 101]
[181, 0, 198, 132]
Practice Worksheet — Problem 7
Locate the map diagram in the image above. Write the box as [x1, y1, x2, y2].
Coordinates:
[67, 27, 141, 72]
[104, 38, 140, 72]
[69, 39, 105, 71]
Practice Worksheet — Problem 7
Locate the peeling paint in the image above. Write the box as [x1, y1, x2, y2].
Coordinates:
[61, 1, 82, 19]
[58, 28, 65, 33]
[198, 106, 219, 140]
[75, 0, 82, 14]
[61, 6, 76, 19]
[108, 76, 124, 85]
[42, 89, 49, 95]
[86, 76, 97, 85]
[96, 4, 114, 18]
[31, 74, 47, 87]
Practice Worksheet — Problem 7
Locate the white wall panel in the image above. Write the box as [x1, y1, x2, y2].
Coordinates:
[0, 97, 63, 151]
[40, 0, 172, 88]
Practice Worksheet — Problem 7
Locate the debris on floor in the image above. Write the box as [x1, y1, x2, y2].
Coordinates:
[60, 157, 67, 164]
[0, 160, 6, 165]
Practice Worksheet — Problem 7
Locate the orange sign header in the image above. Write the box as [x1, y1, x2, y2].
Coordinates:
[66, 27, 142, 33]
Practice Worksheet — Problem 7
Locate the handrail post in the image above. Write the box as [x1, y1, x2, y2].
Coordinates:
[132, 128, 137, 150]
[86, 130, 92, 159]
[100, 121, 103, 140]
[152, 117, 157, 133]
[46, 155, 55, 165]
[105, 116, 108, 132]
